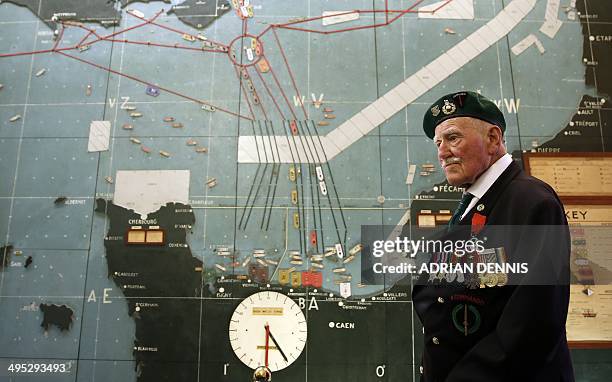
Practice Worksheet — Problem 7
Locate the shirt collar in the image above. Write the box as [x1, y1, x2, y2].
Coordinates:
[466, 153, 513, 199]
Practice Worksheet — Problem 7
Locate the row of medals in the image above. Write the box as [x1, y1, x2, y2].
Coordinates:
[427, 248, 510, 289]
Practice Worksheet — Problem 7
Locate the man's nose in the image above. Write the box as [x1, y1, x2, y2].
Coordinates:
[437, 141, 450, 162]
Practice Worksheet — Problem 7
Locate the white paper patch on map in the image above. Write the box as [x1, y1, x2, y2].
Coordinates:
[322, 11, 359, 26]
[418, 0, 474, 20]
[511, 34, 545, 55]
[87, 121, 110, 152]
[540, 0, 562, 39]
[113, 170, 190, 218]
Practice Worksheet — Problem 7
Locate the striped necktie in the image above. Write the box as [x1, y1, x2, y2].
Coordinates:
[449, 192, 474, 226]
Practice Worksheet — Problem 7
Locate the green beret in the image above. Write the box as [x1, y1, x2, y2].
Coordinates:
[422, 91, 506, 139]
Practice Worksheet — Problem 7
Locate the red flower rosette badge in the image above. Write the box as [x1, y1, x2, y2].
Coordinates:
[471, 213, 487, 235]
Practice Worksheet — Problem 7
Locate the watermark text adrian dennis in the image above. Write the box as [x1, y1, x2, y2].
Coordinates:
[370, 237, 528, 275]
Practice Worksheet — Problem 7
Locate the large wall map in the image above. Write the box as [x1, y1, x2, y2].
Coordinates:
[0, 0, 610, 381]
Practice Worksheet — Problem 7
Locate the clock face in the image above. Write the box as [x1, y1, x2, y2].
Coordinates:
[229, 291, 307, 372]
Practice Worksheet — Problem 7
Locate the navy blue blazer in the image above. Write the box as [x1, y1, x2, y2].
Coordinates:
[412, 161, 575, 382]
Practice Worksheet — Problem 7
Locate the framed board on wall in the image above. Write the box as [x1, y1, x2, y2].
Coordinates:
[524, 153, 612, 348]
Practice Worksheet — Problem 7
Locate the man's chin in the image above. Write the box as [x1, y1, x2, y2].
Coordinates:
[444, 176, 465, 187]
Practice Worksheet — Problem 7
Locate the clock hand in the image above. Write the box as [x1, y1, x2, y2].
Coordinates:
[267, 326, 289, 362]
[264, 323, 270, 368]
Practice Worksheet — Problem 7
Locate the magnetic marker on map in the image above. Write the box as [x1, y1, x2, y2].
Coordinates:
[256, 258, 267, 267]
[201, 104, 216, 112]
[145, 86, 160, 97]
[349, 243, 363, 256]
[215, 264, 227, 272]
[182, 33, 196, 42]
[342, 255, 356, 264]
[323, 248, 336, 257]
[241, 256, 251, 267]
[127, 9, 145, 19]
[206, 177, 217, 188]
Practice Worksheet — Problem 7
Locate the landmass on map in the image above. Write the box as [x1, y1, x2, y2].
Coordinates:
[4, 0, 231, 30]
[95, 198, 414, 380]
[577, 2, 612, 98]
[39, 303, 74, 331]
[95, 198, 204, 381]
[522, 2, 612, 154]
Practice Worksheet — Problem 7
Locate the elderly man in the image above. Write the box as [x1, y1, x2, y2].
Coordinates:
[412, 91, 574, 382]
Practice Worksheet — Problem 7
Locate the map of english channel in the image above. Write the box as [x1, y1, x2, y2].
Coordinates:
[0, 0, 611, 381]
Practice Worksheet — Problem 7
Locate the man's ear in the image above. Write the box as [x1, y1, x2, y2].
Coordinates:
[486, 125, 503, 151]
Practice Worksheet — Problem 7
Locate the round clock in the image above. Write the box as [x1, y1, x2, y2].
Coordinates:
[229, 291, 307, 372]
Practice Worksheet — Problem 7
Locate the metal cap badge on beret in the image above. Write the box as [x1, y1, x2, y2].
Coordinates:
[422, 91, 506, 139]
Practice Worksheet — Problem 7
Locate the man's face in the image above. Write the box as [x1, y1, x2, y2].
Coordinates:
[434, 117, 495, 187]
